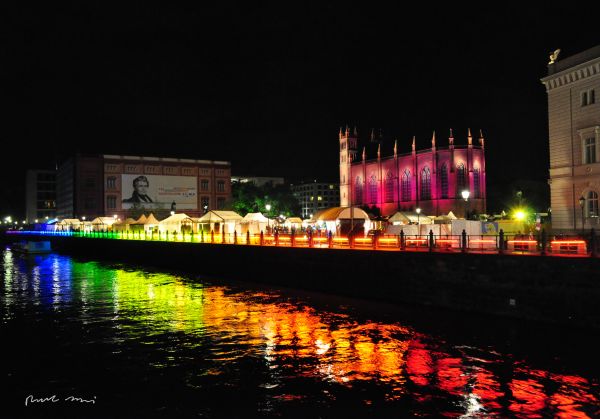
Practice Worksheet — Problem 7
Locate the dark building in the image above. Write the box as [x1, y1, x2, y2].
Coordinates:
[57, 154, 232, 220]
[292, 181, 340, 219]
[25, 169, 57, 222]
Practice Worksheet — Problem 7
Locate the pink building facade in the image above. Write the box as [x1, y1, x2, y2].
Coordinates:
[339, 127, 486, 217]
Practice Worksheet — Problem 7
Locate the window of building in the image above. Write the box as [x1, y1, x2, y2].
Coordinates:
[201, 179, 209, 191]
[107, 196, 116, 209]
[369, 175, 378, 204]
[217, 180, 225, 192]
[385, 172, 394, 203]
[85, 178, 95, 188]
[84, 197, 95, 210]
[456, 163, 467, 196]
[107, 177, 116, 189]
[401, 170, 411, 201]
[473, 168, 481, 199]
[440, 163, 448, 199]
[217, 197, 226, 210]
[201, 196, 209, 212]
[584, 137, 597, 164]
[420, 167, 431, 200]
[587, 191, 599, 217]
[581, 89, 596, 107]
[355, 176, 363, 204]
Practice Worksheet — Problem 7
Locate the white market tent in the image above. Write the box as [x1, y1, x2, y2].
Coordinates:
[142, 213, 161, 233]
[196, 210, 244, 234]
[240, 212, 269, 235]
[388, 211, 433, 226]
[91, 217, 117, 232]
[56, 218, 81, 231]
[158, 213, 194, 234]
[311, 207, 371, 236]
[283, 217, 303, 231]
[136, 214, 148, 224]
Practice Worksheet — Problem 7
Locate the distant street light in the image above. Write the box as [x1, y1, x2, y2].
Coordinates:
[416, 207, 421, 227]
[462, 190, 470, 219]
[579, 196, 586, 234]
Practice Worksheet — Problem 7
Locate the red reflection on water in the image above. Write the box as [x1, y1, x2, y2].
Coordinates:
[406, 340, 434, 387]
[436, 357, 468, 396]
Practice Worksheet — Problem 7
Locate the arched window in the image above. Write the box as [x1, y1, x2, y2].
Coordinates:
[401, 170, 411, 201]
[385, 171, 394, 203]
[473, 167, 481, 199]
[421, 167, 431, 200]
[440, 163, 448, 199]
[456, 163, 467, 197]
[587, 191, 599, 217]
[369, 175, 378, 204]
[355, 176, 363, 204]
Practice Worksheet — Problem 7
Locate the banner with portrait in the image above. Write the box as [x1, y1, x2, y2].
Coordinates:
[121, 174, 198, 209]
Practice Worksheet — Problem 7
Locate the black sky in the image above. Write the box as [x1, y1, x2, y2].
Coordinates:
[2, 3, 599, 216]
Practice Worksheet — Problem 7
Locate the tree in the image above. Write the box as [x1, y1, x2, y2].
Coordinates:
[230, 182, 300, 217]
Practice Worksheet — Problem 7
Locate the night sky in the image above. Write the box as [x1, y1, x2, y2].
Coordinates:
[2, 3, 599, 216]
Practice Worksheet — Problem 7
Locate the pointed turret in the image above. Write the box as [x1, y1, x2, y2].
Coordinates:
[431, 131, 436, 149]
[411, 136, 416, 153]
[370, 128, 376, 143]
[353, 126, 358, 137]
[449, 128, 455, 172]
[339, 126, 343, 139]
[362, 146, 366, 161]
[479, 129, 485, 148]
[468, 128, 473, 146]
[393, 139, 398, 158]
[377, 143, 381, 159]
[345, 125, 350, 136]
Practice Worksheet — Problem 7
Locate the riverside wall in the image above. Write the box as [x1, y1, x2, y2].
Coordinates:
[6, 234, 600, 329]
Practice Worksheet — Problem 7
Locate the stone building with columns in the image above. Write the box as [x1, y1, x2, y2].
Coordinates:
[339, 127, 486, 217]
[541, 45, 600, 232]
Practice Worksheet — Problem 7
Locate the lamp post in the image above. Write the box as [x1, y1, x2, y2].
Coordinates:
[416, 207, 421, 236]
[265, 204, 271, 232]
[462, 190, 470, 219]
[579, 196, 585, 234]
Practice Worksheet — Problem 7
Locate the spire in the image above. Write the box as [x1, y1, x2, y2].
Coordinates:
[377, 143, 381, 159]
[467, 128, 473, 146]
[353, 126, 358, 137]
[339, 126, 343, 138]
[393, 139, 398, 158]
[479, 129, 485, 148]
[370, 128, 376, 142]
[362, 146, 366, 161]
[345, 125, 350, 136]
[431, 131, 436, 148]
[411, 136, 416, 153]
[449, 128, 454, 146]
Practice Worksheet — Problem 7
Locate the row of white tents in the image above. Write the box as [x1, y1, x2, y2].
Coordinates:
[50, 208, 476, 236]
[52, 211, 305, 235]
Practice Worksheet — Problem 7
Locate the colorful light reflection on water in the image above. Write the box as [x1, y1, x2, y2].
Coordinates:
[2, 248, 600, 418]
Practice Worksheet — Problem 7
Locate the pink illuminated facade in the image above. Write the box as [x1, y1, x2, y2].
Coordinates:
[339, 127, 486, 217]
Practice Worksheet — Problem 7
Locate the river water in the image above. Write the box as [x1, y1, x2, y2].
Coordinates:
[2, 248, 600, 418]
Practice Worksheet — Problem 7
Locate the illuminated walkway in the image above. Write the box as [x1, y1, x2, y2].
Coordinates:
[7, 229, 597, 258]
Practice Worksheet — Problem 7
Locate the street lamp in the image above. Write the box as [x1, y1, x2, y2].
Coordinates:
[416, 207, 421, 228]
[462, 190, 470, 219]
[265, 204, 271, 231]
[579, 196, 586, 234]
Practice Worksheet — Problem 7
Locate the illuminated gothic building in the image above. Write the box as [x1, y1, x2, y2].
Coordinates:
[339, 127, 487, 217]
